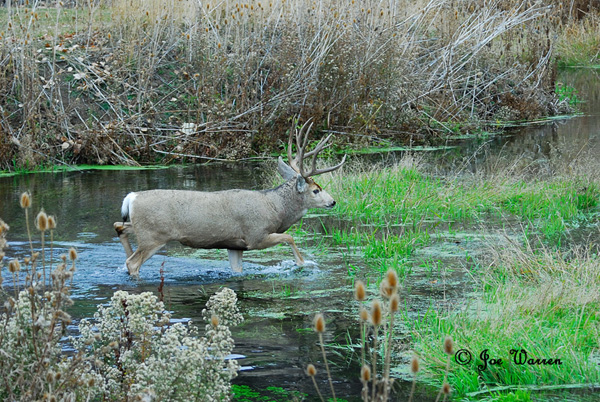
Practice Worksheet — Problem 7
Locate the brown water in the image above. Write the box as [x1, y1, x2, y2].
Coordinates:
[0, 68, 599, 401]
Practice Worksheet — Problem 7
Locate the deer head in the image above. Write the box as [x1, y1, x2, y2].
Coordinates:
[277, 118, 346, 209]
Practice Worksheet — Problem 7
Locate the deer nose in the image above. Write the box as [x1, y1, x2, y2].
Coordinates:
[329, 200, 336, 208]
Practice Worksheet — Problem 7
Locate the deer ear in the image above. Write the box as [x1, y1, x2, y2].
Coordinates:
[278, 156, 297, 181]
[296, 175, 308, 193]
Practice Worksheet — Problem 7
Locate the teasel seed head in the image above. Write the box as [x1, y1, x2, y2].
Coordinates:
[20, 192, 31, 209]
[211, 315, 219, 327]
[359, 306, 369, 322]
[443, 336, 454, 355]
[8, 259, 21, 274]
[36, 210, 48, 231]
[361, 365, 371, 382]
[46, 371, 55, 383]
[48, 215, 56, 230]
[386, 269, 399, 289]
[371, 300, 382, 326]
[411, 355, 419, 374]
[69, 247, 78, 261]
[442, 382, 451, 395]
[390, 293, 399, 313]
[313, 313, 325, 333]
[380, 279, 393, 298]
[306, 364, 317, 376]
[8, 259, 21, 273]
[354, 280, 366, 301]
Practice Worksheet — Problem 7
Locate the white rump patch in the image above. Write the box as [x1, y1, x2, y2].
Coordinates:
[121, 192, 137, 221]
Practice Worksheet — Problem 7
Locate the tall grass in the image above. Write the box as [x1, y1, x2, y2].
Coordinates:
[0, 0, 573, 169]
[556, 10, 600, 67]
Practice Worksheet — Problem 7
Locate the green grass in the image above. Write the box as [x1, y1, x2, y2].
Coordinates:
[232, 384, 310, 402]
[326, 165, 599, 243]
[410, 246, 600, 399]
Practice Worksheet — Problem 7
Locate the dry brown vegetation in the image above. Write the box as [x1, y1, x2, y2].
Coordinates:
[0, 0, 597, 169]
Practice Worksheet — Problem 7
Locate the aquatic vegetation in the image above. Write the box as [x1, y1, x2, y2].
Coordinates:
[304, 155, 600, 399]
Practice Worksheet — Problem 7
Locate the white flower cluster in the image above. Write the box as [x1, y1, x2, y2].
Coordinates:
[74, 288, 243, 401]
[202, 287, 243, 327]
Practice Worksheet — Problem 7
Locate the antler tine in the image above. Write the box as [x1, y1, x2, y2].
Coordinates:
[287, 118, 314, 176]
[304, 133, 333, 158]
[310, 154, 347, 177]
[306, 133, 331, 177]
[287, 120, 296, 171]
[286, 118, 345, 178]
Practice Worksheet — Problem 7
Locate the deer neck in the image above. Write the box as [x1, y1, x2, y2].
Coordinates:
[266, 179, 309, 232]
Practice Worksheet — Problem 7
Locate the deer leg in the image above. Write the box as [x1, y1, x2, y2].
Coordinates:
[125, 243, 165, 276]
[114, 222, 134, 258]
[258, 233, 305, 266]
[227, 249, 244, 273]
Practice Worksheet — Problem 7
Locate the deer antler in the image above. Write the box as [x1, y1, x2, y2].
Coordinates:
[287, 118, 346, 178]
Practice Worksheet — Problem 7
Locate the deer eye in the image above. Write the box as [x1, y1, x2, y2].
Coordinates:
[313, 189, 320, 194]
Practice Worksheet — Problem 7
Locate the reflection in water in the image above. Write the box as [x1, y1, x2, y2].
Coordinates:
[0, 69, 598, 401]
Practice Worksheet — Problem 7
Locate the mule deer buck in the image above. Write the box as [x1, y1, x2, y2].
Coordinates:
[114, 120, 346, 275]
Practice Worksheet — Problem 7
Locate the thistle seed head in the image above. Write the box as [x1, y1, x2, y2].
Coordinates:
[359, 307, 369, 322]
[69, 247, 78, 261]
[390, 293, 399, 313]
[386, 269, 399, 289]
[8, 259, 21, 273]
[306, 364, 317, 376]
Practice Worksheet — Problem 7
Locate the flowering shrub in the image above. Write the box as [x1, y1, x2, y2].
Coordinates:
[75, 289, 243, 401]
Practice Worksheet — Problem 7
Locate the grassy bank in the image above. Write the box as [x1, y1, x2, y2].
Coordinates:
[411, 245, 600, 400]
[314, 157, 600, 399]
[0, 0, 592, 170]
[320, 158, 599, 273]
